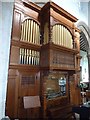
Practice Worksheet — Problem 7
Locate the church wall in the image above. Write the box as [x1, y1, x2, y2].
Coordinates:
[0, 2, 14, 119]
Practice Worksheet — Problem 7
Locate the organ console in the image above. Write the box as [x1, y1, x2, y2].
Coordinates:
[6, 0, 81, 119]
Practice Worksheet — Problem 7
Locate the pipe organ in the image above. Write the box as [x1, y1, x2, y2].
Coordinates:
[52, 24, 73, 48]
[19, 48, 40, 65]
[6, 0, 81, 119]
[20, 19, 40, 66]
[21, 19, 40, 45]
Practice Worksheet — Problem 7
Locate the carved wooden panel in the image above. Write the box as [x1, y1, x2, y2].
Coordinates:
[21, 75, 35, 85]
[69, 74, 81, 105]
[47, 96, 68, 108]
[44, 22, 49, 44]
[10, 46, 20, 64]
[12, 9, 21, 41]
[6, 69, 19, 118]
[40, 49, 49, 67]
[40, 45, 75, 69]
[18, 71, 40, 118]
[51, 50, 75, 69]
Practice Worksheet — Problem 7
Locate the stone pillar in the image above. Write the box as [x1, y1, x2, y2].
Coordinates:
[87, 50, 90, 89]
[88, 1, 90, 28]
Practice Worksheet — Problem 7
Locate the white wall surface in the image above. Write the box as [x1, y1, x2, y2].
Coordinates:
[88, 1, 90, 27]
[0, 1, 14, 119]
[80, 50, 89, 82]
[52, 0, 89, 25]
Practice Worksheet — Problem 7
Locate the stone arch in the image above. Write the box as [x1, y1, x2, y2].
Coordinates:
[75, 21, 90, 52]
[76, 21, 90, 83]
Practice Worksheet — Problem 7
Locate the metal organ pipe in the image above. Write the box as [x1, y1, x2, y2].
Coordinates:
[20, 19, 40, 45]
[52, 24, 73, 49]
[20, 19, 40, 65]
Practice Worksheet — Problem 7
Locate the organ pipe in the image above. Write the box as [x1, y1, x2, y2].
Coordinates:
[52, 24, 73, 49]
[19, 48, 40, 65]
[20, 19, 40, 45]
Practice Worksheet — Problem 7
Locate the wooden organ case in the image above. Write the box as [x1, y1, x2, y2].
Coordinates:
[6, 0, 81, 119]
[6, 0, 41, 119]
[40, 2, 81, 119]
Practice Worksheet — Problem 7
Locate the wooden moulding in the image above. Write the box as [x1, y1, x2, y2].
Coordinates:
[41, 1, 78, 22]
[11, 40, 41, 51]
[15, 0, 41, 12]
[14, 2, 40, 22]
[40, 66, 76, 71]
[47, 96, 69, 108]
[12, 0, 41, 42]
[40, 43, 79, 71]
[41, 42, 79, 54]
[50, 8, 74, 29]
[9, 64, 40, 72]
[47, 103, 72, 118]
[22, 0, 41, 12]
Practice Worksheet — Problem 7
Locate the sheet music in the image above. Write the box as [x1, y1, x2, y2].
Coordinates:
[23, 96, 41, 109]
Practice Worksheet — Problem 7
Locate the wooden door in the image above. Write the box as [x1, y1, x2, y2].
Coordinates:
[18, 71, 40, 119]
